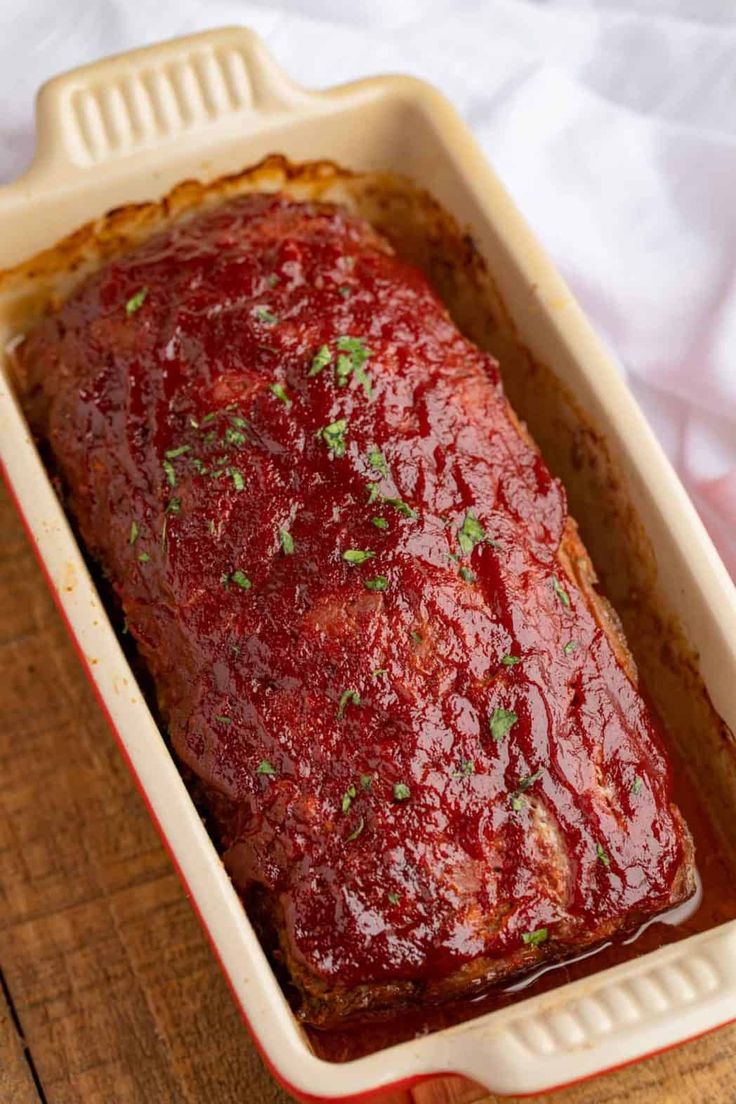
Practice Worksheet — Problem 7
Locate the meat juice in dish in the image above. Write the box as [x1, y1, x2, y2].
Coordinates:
[18, 194, 696, 1025]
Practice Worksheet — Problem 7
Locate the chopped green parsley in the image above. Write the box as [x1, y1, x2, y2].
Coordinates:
[129, 521, 139, 545]
[228, 570, 252, 590]
[125, 287, 148, 316]
[162, 459, 176, 488]
[366, 447, 389, 477]
[489, 707, 518, 742]
[229, 468, 245, 492]
[383, 497, 417, 519]
[337, 689, 361, 719]
[552, 574, 571, 609]
[458, 510, 485, 555]
[316, 418, 348, 458]
[255, 306, 278, 325]
[335, 335, 373, 396]
[268, 382, 291, 406]
[631, 776, 644, 796]
[387, 891, 400, 905]
[501, 655, 520, 666]
[165, 445, 190, 460]
[257, 760, 277, 776]
[364, 576, 388, 591]
[342, 549, 375, 564]
[522, 927, 549, 947]
[371, 516, 389, 531]
[393, 782, 411, 802]
[596, 843, 611, 867]
[137, 551, 150, 563]
[215, 715, 232, 726]
[309, 344, 332, 377]
[346, 816, 364, 842]
[341, 784, 357, 814]
[279, 527, 295, 555]
[563, 640, 578, 655]
[459, 566, 475, 583]
[360, 774, 373, 790]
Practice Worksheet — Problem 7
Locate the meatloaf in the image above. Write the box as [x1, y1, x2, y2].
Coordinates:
[19, 191, 695, 1025]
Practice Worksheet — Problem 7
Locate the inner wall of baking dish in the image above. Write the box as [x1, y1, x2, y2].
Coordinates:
[2, 79, 736, 1065]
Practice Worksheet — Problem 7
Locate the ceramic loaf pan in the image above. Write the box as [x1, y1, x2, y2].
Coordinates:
[1, 27, 736, 1102]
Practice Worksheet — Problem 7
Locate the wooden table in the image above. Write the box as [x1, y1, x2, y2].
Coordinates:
[2, 482, 735, 1104]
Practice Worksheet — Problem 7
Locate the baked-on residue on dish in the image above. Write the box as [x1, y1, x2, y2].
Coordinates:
[18, 193, 695, 1024]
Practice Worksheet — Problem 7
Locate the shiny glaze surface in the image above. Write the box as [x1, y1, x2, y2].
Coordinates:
[21, 194, 692, 1016]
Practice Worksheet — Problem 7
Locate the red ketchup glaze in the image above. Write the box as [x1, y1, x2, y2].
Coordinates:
[23, 194, 692, 1014]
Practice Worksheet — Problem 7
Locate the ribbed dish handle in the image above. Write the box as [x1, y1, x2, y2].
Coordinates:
[443, 924, 736, 1095]
[30, 27, 309, 182]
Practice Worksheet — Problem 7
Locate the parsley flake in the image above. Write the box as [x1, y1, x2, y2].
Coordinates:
[552, 574, 571, 609]
[165, 497, 181, 515]
[631, 776, 644, 796]
[458, 510, 485, 555]
[410, 630, 422, 644]
[522, 927, 549, 947]
[387, 891, 400, 905]
[309, 344, 332, 377]
[137, 551, 150, 563]
[360, 774, 373, 790]
[229, 570, 252, 590]
[596, 843, 611, 867]
[162, 460, 176, 488]
[338, 285, 351, 299]
[459, 566, 476, 583]
[316, 418, 348, 458]
[255, 306, 278, 325]
[257, 760, 277, 776]
[343, 549, 375, 565]
[501, 655, 521, 666]
[346, 816, 364, 842]
[372, 516, 389, 531]
[269, 382, 291, 406]
[366, 482, 381, 505]
[165, 445, 190, 460]
[511, 771, 543, 809]
[489, 707, 518, 742]
[383, 497, 417, 519]
[517, 769, 543, 792]
[341, 784, 357, 814]
[364, 576, 388, 591]
[229, 468, 245, 492]
[279, 528, 295, 555]
[337, 689, 361, 719]
[453, 760, 475, 778]
[215, 715, 232, 725]
[563, 640, 578, 655]
[335, 335, 373, 396]
[393, 782, 411, 802]
[367, 447, 389, 477]
[371, 668, 387, 678]
[125, 287, 148, 316]
[129, 521, 140, 545]
[224, 427, 247, 447]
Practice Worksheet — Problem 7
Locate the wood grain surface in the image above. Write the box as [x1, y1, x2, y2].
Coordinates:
[1, 480, 735, 1104]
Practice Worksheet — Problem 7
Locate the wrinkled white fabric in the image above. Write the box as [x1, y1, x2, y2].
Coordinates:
[1, 0, 734, 575]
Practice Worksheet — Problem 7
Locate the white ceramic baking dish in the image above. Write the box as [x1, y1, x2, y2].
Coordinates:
[1, 27, 736, 1102]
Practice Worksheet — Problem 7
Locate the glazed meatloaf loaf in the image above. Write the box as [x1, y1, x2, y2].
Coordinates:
[19, 191, 695, 1025]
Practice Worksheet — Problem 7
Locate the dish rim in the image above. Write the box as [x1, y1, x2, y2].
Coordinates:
[1, 26, 735, 1102]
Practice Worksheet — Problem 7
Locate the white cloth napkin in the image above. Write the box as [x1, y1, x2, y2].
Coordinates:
[2, 0, 734, 576]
